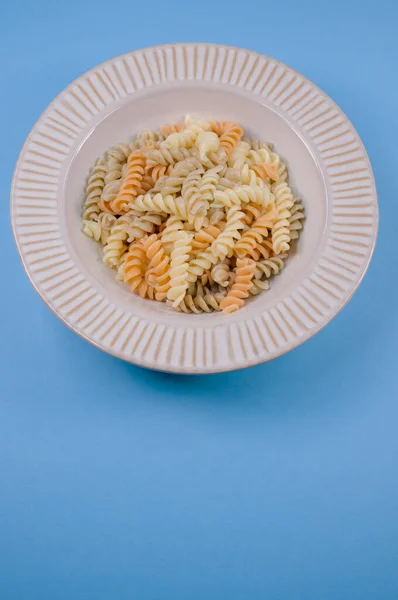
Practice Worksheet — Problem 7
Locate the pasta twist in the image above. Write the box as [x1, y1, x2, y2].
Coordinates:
[211, 206, 245, 260]
[116, 253, 127, 281]
[181, 168, 207, 216]
[187, 213, 210, 232]
[132, 193, 189, 219]
[128, 213, 164, 242]
[195, 147, 228, 170]
[254, 254, 288, 280]
[187, 247, 219, 283]
[213, 184, 271, 208]
[161, 129, 197, 150]
[242, 203, 264, 226]
[99, 179, 122, 213]
[209, 120, 231, 136]
[219, 122, 244, 156]
[227, 141, 251, 169]
[135, 175, 155, 196]
[166, 230, 192, 306]
[146, 147, 192, 168]
[146, 163, 172, 182]
[106, 142, 135, 164]
[252, 161, 280, 182]
[172, 282, 226, 313]
[135, 130, 165, 148]
[161, 215, 185, 250]
[234, 209, 278, 258]
[195, 131, 220, 161]
[143, 234, 170, 284]
[97, 212, 117, 245]
[246, 147, 273, 166]
[211, 259, 231, 287]
[199, 165, 223, 203]
[103, 221, 130, 268]
[249, 278, 270, 295]
[82, 220, 101, 242]
[191, 225, 221, 253]
[185, 116, 210, 134]
[289, 198, 305, 240]
[82, 158, 107, 221]
[243, 137, 272, 152]
[160, 122, 184, 136]
[250, 239, 271, 261]
[208, 208, 226, 226]
[110, 151, 146, 214]
[240, 164, 265, 188]
[161, 157, 202, 196]
[123, 242, 151, 297]
[219, 258, 256, 314]
[271, 181, 294, 254]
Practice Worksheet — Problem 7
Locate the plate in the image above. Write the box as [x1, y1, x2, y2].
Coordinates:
[11, 43, 378, 373]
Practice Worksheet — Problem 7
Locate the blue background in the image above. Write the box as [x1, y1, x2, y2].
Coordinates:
[1, 1, 397, 598]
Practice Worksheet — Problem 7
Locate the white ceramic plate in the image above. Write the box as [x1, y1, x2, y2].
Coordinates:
[11, 43, 378, 373]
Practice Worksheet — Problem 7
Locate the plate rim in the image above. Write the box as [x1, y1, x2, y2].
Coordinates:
[11, 42, 379, 374]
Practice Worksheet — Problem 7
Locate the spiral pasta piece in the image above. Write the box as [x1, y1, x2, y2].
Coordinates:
[160, 121, 184, 136]
[135, 175, 155, 196]
[132, 193, 189, 219]
[255, 254, 288, 279]
[240, 164, 265, 188]
[234, 209, 278, 258]
[198, 165, 223, 203]
[241, 203, 264, 226]
[99, 179, 122, 214]
[271, 181, 294, 254]
[243, 138, 272, 152]
[209, 120, 232, 137]
[252, 161, 280, 182]
[82, 158, 107, 221]
[161, 129, 197, 150]
[82, 220, 101, 242]
[161, 157, 202, 196]
[187, 247, 218, 283]
[110, 151, 146, 214]
[172, 282, 226, 313]
[146, 163, 172, 182]
[227, 141, 251, 169]
[211, 259, 232, 287]
[97, 212, 117, 245]
[211, 206, 245, 260]
[191, 225, 221, 253]
[160, 215, 185, 254]
[185, 116, 210, 134]
[128, 213, 164, 242]
[219, 258, 256, 314]
[181, 168, 207, 216]
[103, 221, 130, 268]
[213, 184, 270, 209]
[246, 147, 273, 166]
[123, 242, 148, 296]
[166, 230, 192, 306]
[289, 198, 305, 240]
[146, 147, 192, 168]
[143, 234, 170, 284]
[187, 213, 210, 233]
[219, 122, 244, 156]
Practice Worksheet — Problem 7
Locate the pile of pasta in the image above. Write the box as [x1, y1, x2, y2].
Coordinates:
[82, 117, 305, 314]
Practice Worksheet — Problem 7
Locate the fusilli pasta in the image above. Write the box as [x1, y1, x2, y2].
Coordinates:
[81, 116, 305, 314]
